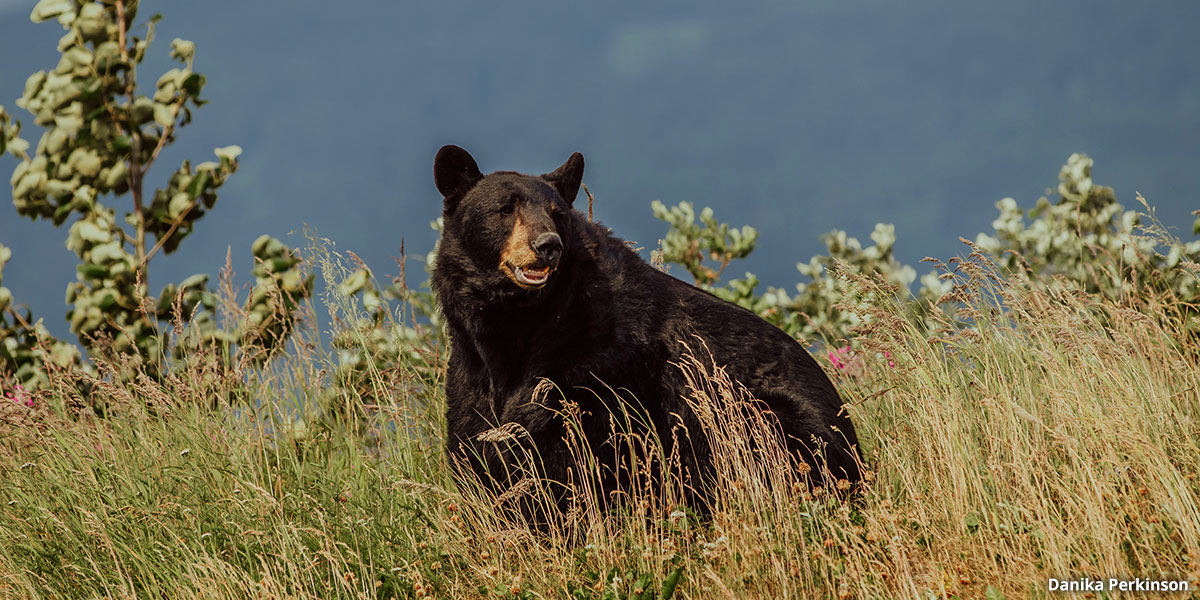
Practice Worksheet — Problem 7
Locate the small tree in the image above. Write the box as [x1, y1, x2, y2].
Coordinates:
[1, 1, 311, 388]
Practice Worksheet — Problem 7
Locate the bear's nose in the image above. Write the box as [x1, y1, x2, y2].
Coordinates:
[532, 232, 563, 264]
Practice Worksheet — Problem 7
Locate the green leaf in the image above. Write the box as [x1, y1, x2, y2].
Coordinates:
[89, 242, 126, 265]
[169, 38, 196, 62]
[76, 263, 107, 279]
[251, 234, 273, 256]
[131, 96, 155, 124]
[252, 235, 285, 258]
[63, 46, 92, 70]
[214, 145, 242, 162]
[181, 73, 206, 97]
[105, 161, 128, 188]
[72, 150, 102, 177]
[52, 201, 77, 224]
[965, 513, 982, 533]
[271, 256, 299, 272]
[20, 71, 47, 105]
[984, 585, 1005, 600]
[154, 81, 177, 104]
[338, 269, 370, 298]
[76, 3, 103, 21]
[76, 3, 105, 38]
[48, 342, 77, 367]
[54, 111, 83, 135]
[155, 284, 177, 314]
[185, 169, 209, 199]
[5, 137, 29, 157]
[660, 567, 682, 599]
[76, 221, 109, 243]
[153, 102, 175, 127]
[44, 128, 68, 155]
[94, 41, 120, 65]
[30, 0, 74, 23]
[180, 273, 209, 290]
[156, 69, 183, 90]
[96, 290, 117, 309]
[281, 270, 306, 293]
[168, 192, 192, 219]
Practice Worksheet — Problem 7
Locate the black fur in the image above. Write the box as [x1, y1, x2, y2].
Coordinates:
[431, 145, 860, 513]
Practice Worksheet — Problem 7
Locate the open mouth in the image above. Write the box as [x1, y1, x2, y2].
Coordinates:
[512, 264, 553, 287]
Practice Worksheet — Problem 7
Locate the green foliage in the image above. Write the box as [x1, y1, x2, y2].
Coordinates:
[0, 242, 82, 390]
[976, 152, 1200, 308]
[331, 264, 443, 398]
[1, 1, 311, 388]
[654, 154, 1198, 344]
[567, 564, 683, 600]
[239, 234, 314, 362]
[653, 202, 947, 342]
[323, 221, 446, 420]
[652, 200, 757, 287]
[756, 223, 948, 342]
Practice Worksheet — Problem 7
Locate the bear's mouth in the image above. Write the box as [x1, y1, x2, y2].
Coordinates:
[510, 263, 553, 287]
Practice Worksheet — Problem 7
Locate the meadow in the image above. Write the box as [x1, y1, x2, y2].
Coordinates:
[1, 239, 1197, 600]
[3, 2, 1199, 597]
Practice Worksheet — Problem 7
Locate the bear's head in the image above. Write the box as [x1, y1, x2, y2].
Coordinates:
[434, 145, 584, 291]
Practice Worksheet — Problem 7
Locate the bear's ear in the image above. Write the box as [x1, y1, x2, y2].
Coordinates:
[434, 145, 483, 204]
[542, 152, 585, 206]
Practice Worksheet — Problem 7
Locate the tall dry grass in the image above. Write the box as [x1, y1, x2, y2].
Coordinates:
[0, 239, 1197, 599]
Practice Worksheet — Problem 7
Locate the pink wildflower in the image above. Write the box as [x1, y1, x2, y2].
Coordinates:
[4, 384, 33, 408]
[828, 346, 867, 377]
[828, 346, 851, 370]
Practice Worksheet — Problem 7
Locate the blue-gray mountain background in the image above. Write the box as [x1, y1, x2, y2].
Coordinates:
[2, 0, 1198, 340]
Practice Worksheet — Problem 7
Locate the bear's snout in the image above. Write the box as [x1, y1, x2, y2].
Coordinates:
[532, 232, 563, 264]
[499, 212, 561, 289]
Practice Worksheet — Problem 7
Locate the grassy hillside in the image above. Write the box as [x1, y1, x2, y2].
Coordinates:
[1, 242, 1197, 599]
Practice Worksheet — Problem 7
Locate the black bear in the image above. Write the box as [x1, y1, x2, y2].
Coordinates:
[431, 145, 860, 513]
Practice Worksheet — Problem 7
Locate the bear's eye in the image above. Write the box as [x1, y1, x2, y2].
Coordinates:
[499, 197, 517, 216]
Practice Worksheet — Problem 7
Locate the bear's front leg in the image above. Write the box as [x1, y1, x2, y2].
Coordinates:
[443, 356, 508, 493]
[495, 386, 571, 484]
[463, 385, 579, 527]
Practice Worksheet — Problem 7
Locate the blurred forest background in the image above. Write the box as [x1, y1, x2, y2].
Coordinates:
[2, 0, 1199, 340]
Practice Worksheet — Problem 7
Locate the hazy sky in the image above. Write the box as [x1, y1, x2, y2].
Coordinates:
[2, 1, 1198, 341]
